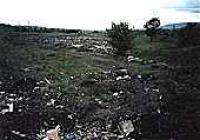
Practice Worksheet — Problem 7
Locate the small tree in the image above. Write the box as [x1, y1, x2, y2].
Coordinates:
[107, 22, 134, 56]
[144, 17, 161, 42]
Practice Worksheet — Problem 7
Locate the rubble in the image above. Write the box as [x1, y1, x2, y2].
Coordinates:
[42, 125, 61, 140]
[118, 120, 134, 137]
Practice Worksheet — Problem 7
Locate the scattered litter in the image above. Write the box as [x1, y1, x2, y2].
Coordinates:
[47, 99, 56, 106]
[137, 75, 142, 79]
[45, 78, 52, 85]
[67, 115, 73, 120]
[118, 120, 134, 136]
[1, 103, 13, 114]
[113, 92, 119, 96]
[127, 56, 134, 62]
[119, 68, 128, 75]
[153, 88, 159, 92]
[43, 125, 60, 140]
[64, 132, 80, 140]
[116, 75, 131, 81]
[157, 108, 161, 114]
[11, 130, 26, 138]
[159, 95, 163, 100]
[0, 91, 5, 94]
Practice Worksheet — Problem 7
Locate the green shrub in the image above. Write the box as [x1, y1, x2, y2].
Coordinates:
[107, 22, 134, 56]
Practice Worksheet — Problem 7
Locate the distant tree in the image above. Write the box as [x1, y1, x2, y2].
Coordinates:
[107, 22, 134, 56]
[144, 17, 161, 42]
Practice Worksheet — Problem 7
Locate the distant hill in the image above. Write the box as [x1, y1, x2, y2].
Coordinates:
[160, 22, 200, 30]
[0, 23, 82, 34]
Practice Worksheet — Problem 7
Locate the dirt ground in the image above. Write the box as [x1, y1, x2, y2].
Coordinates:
[0, 32, 200, 140]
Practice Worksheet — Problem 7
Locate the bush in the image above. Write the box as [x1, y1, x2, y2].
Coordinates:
[107, 22, 134, 56]
[178, 23, 200, 46]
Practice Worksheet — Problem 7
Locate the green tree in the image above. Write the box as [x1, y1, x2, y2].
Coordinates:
[144, 17, 161, 42]
[107, 22, 134, 56]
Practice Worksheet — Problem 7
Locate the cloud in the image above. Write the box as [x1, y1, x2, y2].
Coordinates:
[174, 0, 200, 13]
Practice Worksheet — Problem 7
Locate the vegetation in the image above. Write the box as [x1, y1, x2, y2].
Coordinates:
[144, 17, 161, 42]
[178, 23, 200, 46]
[107, 22, 134, 56]
[0, 23, 82, 34]
[0, 21, 200, 139]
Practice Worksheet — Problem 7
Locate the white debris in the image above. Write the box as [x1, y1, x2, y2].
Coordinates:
[0, 91, 5, 94]
[113, 92, 119, 96]
[159, 95, 163, 100]
[157, 108, 161, 114]
[116, 76, 122, 81]
[137, 75, 142, 79]
[70, 76, 74, 80]
[1, 103, 14, 114]
[127, 56, 134, 62]
[144, 87, 149, 92]
[11, 130, 26, 137]
[72, 44, 84, 48]
[67, 115, 73, 120]
[119, 69, 128, 74]
[45, 78, 51, 85]
[55, 105, 65, 109]
[118, 120, 134, 136]
[47, 99, 56, 106]
[43, 125, 61, 140]
[116, 75, 131, 81]
[153, 88, 159, 92]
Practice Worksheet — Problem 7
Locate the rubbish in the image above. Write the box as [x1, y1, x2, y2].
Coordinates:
[64, 132, 80, 140]
[153, 88, 159, 92]
[119, 69, 128, 75]
[118, 120, 134, 136]
[116, 75, 131, 81]
[47, 99, 56, 106]
[45, 78, 52, 85]
[127, 56, 134, 62]
[43, 125, 60, 140]
[67, 115, 73, 120]
[1, 103, 13, 114]
[11, 130, 26, 138]
[137, 75, 142, 79]
[113, 92, 119, 96]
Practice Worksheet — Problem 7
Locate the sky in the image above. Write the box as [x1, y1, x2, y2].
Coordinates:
[0, 0, 199, 30]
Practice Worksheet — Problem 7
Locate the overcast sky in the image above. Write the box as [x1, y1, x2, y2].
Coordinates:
[0, 0, 199, 30]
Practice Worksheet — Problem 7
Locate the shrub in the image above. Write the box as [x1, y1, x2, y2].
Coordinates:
[107, 22, 134, 56]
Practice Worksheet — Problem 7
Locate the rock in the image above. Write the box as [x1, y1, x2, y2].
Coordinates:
[118, 120, 134, 136]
